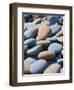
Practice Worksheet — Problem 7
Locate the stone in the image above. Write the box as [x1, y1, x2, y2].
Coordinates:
[27, 45, 42, 56]
[38, 51, 55, 60]
[24, 22, 35, 30]
[61, 50, 63, 56]
[24, 38, 36, 46]
[36, 23, 52, 40]
[57, 58, 63, 65]
[24, 45, 28, 53]
[48, 43, 62, 54]
[57, 37, 63, 43]
[56, 29, 63, 37]
[30, 59, 47, 74]
[60, 68, 64, 73]
[33, 18, 42, 24]
[50, 23, 61, 35]
[24, 26, 38, 39]
[44, 63, 61, 73]
[36, 40, 50, 46]
[24, 57, 36, 74]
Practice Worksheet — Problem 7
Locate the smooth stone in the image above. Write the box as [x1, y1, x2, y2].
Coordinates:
[24, 45, 28, 53]
[57, 37, 63, 43]
[24, 38, 36, 46]
[36, 23, 52, 40]
[24, 26, 38, 38]
[47, 16, 61, 25]
[30, 59, 47, 74]
[61, 50, 63, 56]
[24, 57, 36, 74]
[27, 45, 42, 56]
[60, 68, 64, 73]
[56, 29, 63, 37]
[38, 51, 55, 60]
[42, 17, 47, 21]
[42, 20, 50, 26]
[57, 58, 63, 65]
[50, 23, 61, 35]
[24, 22, 35, 30]
[48, 43, 62, 54]
[24, 15, 33, 22]
[33, 18, 42, 24]
[58, 17, 63, 25]
[36, 40, 50, 46]
[44, 63, 61, 73]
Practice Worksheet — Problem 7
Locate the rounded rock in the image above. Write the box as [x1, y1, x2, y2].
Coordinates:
[38, 51, 55, 60]
[55, 29, 63, 37]
[30, 59, 47, 74]
[27, 45, 42, 56]
[48, 43, 62, 54]
[44, 63, 61, 73]
[33, 18, 42, 24]
[57, 37, 63, 43]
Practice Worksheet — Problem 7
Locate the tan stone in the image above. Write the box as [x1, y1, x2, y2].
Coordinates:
[57, 37, 63, 43]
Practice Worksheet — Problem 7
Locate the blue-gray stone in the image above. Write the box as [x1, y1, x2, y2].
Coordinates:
[24, 26, 38, 38]
[27, 45, 42, 56]
[48, 43, 62, 54]
[50, 23, 61, 35]
[24, 38, 36, 46]
[30, 59, 47, 74]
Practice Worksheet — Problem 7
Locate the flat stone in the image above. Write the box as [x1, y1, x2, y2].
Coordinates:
[44, 63, 61, 73]
[38, 51, 55, 60]
[24, 57, 36, 74]
[48, 43, 62, 54]
[36, 23, 52, 40]
[30, 59, 47, 74]
[27, 45, 42, 56]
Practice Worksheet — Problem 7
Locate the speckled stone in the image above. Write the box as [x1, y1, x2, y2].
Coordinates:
[36, 23, 52, 40]
[30, 59, 47, 74]
[48, 43, 62, 54]
[44, 63, 61, 73]
[24, 57, 36, 74]
[36, 40, 50, 46]
[24, 26, 38, 39]
[27, 45, 42, 56]
[38, 51, 55, 60]
[24, 38, 36, 46]
[50, 23, 61, 35]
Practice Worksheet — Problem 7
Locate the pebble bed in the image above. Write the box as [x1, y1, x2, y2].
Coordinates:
[23, 14, 63, 74]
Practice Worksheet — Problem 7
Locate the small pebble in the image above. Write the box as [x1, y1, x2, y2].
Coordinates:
[56, 29, 63, 37]
[33, 18, 42, 24]
[57, 37, 63, 43]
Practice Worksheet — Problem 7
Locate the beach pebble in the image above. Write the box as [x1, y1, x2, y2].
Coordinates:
[50, 23, 61, 35]
[57, 37, 63, 43]
[36, 40, 50, 46]
[33, 18, 42, 24]
[24, 22, 35, 30]
[44, 63, 61, 73]
[24, 38, 36, 46]
[48, 43, 62, 54]
[24, 57, 36, 74]
[57, 58, 63, 65]
[56, 29, 63, 37]
[24, 26, 38, 39]
[61, 50, 63, 56]
[38, 51, 55, 60]
[36, 23, 52, 40]
[30, 59, 47, 74]
[27, 45, 42, 56]
[24, 45, 28, 53]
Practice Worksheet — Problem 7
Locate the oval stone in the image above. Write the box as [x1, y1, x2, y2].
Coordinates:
[36, 23, 52, 40]
[27, 45, 42, 56]
[24, 38, 36, 46]
[36, 40, 50, 46]
[50, 23, 61, 35]
[30, 59, 47, 74]
[24, 26, 38, 38]
[38, 51, 55, 60]
[44, 63, 61, 73]
[48, 43, 62, 54]
[24, 57, 36, 74]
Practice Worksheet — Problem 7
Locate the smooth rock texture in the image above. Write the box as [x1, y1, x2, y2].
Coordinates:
[24, 57, 36, 74]
[48, 43, 62, 53]
[56, 29, 63, 37]
[24, 38, 36, 46]
[36, 23, 52, 40]
[57, 37, 63, 43]
[61, 50, 63, 56]
[36, 40, 50, 46]
[33, 18, 42, 24]
[30, 59, 47, 74]
[50, 23, 61, 35]
[44, 63, 61, 73]
[27, 45, 42, 56]
[24, 45, 28, 53]
[57, 58, 63, 65]
[24, 26, 38, 38]
[38, 51, 55, 60]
